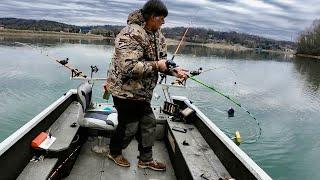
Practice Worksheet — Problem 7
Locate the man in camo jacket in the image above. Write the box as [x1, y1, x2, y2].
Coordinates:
[104, 0, 188, 171]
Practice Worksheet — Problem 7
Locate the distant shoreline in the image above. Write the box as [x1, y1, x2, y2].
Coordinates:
[0, 29, 109, 40]
[166, 38, 250, 51]
[1, 29, 292, 54]
[167, 38, 293, 54]
[295, 54, 320, 60]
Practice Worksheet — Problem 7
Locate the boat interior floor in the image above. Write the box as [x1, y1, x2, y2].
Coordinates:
[64, 137, 176, 180]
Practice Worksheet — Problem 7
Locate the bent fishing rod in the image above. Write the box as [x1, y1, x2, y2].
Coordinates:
[169, 27, 261, 144]
[188, 77, 262, 144]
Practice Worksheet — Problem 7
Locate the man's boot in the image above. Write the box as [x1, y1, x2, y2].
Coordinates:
[137, 160, 166, 171]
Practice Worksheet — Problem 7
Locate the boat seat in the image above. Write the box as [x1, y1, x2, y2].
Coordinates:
[82, 109, 118, 131]
[76, 82, 118, 131]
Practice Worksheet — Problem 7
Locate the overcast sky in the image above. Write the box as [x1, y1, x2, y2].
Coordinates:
[1, 0, 319, 41]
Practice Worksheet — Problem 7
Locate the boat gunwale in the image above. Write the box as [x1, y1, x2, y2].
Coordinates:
[172, 96, 272, 180]
[0, 89, 77, 156]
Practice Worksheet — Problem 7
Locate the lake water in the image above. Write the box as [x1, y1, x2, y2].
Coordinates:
[1, 36, 320, 179]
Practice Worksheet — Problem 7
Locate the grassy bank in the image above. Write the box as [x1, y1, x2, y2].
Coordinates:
[0, 29, 108, 40]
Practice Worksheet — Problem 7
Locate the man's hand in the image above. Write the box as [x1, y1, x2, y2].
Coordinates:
[103, 83, 108, 91]
[157, 59, 168, 72]
[156, 60, 188, 79]
[172, 67, 189, 80]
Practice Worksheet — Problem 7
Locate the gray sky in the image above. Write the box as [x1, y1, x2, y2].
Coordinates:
[0, 0, 319, 41]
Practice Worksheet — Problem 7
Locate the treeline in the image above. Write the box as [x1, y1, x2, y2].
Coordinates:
[162, 27, 295, 51]
[0, 18, 80, 33]
[81, 25, 123, 37]
[0, 18, 295, 51]
[84, 26, 295, 51]
[297, 19, 320, 56]
[0, 18, 123, 35]
[83, 26, 295, 51]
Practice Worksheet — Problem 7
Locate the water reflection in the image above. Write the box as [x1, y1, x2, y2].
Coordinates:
[293, 57, 320, 92]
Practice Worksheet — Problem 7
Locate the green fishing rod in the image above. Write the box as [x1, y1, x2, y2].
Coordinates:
[188, 76, 262, 144]
[169, 26, 262, 145]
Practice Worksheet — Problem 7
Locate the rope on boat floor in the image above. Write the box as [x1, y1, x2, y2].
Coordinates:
[48, 145, 81, 180]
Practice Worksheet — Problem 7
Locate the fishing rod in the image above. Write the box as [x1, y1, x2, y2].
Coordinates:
[188, 67, 262, 144]
[188, 76, 261, 144]
[165, 26, 190, 70]
[168, 26, 262, 145]
[172, 27, 190, 60]
[14, 42, 88, 78]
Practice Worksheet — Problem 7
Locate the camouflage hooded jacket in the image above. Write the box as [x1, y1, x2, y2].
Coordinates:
[105, 10, 167, 102]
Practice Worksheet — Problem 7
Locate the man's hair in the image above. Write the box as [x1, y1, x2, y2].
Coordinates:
[141, 0, 168, 20]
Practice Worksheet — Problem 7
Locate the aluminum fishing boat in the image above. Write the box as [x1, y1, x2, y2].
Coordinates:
[0, 80, 272, 180]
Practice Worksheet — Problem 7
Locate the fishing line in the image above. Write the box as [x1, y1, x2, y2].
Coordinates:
[201, 66, 237, 77]
[188, 76, 262, 144]
[199, 66, 239, 97]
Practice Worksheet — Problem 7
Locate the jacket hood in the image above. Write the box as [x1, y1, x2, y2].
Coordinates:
[127, 9, 145, 26]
